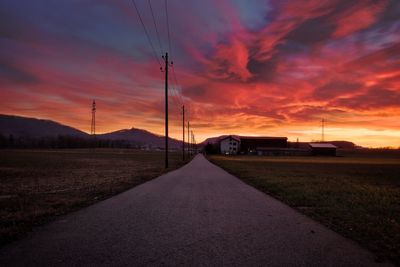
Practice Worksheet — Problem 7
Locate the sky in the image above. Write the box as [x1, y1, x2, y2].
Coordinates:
[0, 0, 399, 148]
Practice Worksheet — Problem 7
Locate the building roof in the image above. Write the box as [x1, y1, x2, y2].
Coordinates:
[240, 136, 288, 140]
[308, 143, 337, 148]
[219, 135, 288, 143]
[220, 135, 240, 142]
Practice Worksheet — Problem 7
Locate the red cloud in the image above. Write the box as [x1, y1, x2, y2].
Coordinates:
[332, 1, 387, 38]
[206, 38, 252, 81]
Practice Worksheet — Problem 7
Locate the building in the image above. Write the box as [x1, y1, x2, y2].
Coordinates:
[255, 147, 311, 156]
[219, 136, 288, 155]
[240, 137, 288, 154]
[220, 135, 240, 155]
[308, 143, 337, 156]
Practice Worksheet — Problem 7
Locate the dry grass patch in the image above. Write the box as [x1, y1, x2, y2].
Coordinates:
[209, 151, 400, 265]
[0, 149, 188, 246]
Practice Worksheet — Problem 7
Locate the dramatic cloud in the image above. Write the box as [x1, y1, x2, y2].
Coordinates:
[0, 0, 399, 147]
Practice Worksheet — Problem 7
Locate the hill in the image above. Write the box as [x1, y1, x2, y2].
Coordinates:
[0, 114, 182, 149]
[0, 114, 88, 138]
[98, 128, 182, 149]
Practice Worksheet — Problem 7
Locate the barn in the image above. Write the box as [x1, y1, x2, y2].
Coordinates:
[220, 135, 240, 155]
[240, 137, 288, 154]
[309, 143, 337, 156]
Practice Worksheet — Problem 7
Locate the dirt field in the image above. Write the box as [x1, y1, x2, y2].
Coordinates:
[0, 149, 187, 246]
[209, 150, 400, 265]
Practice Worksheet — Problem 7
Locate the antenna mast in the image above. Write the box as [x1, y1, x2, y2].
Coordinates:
[91, 100, 96, 136]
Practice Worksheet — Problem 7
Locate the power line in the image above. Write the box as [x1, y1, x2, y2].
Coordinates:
[167, 70, 184, 110]
[167, 71, 182, 108]
[162, 62, 183, 108]
[129, 0, 162, 68]
[164, 1, 185, 106]
[165, 0, 172, 54]
[168, 89, 181, 112]
[129, 0, 182, 109]
[148, 0, 163, 55]
[169, 82, 182, 107]
[130, 0, 183, 107]
[171, 95, 180, 111]
[171, 65, 184, 104]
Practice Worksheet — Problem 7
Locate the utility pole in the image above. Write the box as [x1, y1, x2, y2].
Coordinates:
[321, 118, 325, 142]
[182, 105, 185, 161]
[91, 100, 96, 136]
[191, 131, 194, 155]
[164, 52, 169, 168]
[187, 121, 190, 157]
[193, 131, 195, 154]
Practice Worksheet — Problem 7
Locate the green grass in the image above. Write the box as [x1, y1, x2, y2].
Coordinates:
[0, 149, 188, 246]
[209, 151, 400, 265]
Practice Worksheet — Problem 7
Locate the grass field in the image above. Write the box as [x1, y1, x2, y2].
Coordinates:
[0, 149, 187, 246]
[209, 151, 400, 265]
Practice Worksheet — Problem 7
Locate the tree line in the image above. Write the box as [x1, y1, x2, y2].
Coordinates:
[0, 134, 143, 149]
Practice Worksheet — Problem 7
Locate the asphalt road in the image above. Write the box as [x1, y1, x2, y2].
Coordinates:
[0, 154, 392, 266]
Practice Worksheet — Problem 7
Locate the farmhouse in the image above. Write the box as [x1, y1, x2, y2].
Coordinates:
[220, 135, 240, 155]
[309, 143, 337, 156]
[219, 136, 288, 155]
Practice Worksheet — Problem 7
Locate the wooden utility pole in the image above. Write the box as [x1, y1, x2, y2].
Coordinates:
[182, 105, 185, 161]
[191, 131, 194, 155]
[193, 133, 196, 153]
[187, 121, 190, 157]
[321, 118, 325, 142]
[164, 52, 169, 168]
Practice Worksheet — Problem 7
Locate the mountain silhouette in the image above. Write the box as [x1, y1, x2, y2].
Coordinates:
[99, 128, 182, 148]
[0, 114, 182, 149]
[0, 114, 87, 138]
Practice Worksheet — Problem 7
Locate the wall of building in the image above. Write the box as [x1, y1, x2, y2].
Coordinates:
[257, 148, 312, 156]
[240, 138, 287, 153]
[220, 138, 239, 154]
[311, 147, 336, 156]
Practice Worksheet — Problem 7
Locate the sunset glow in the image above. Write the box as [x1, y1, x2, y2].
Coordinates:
[1, 0, 399, 147]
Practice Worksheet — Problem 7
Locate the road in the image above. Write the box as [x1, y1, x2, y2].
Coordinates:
[0, 154, 392, 266]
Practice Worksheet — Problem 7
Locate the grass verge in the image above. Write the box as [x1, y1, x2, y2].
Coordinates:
[0, 149, 189, 246]
[209, 151, 400, 265]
